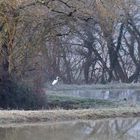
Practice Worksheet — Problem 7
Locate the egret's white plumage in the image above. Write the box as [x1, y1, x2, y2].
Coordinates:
[52, 76, 59, 85]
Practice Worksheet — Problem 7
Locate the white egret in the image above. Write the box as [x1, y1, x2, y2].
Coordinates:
[52, 76, 59, 85]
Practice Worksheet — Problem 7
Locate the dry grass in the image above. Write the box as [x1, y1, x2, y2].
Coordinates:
[0, 107, 140, 124]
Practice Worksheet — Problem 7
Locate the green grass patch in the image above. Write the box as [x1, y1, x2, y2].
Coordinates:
[47, 95, 115, 109]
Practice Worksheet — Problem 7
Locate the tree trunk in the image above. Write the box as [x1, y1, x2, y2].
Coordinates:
[107, 24, 128, 82]
[0, 43, 10, 82]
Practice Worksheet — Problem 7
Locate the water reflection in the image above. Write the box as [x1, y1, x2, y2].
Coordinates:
[0, 118, 140, 140]
[48, 89, 140, 104]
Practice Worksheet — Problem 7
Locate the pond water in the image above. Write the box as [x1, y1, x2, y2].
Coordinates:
[0, 118, 140, 140]
[47, 89, 140, 104]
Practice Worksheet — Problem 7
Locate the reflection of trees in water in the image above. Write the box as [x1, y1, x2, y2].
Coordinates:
[83, 118, 140, 140]
[105, 90, 140, 106]
[0, 119, 140, 140]
[0, 128, 19, 140]
[55, 89, 140, 105]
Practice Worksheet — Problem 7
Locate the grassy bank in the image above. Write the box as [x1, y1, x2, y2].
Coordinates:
[47, 95, 115, 109]
[0, 107, 140, 125]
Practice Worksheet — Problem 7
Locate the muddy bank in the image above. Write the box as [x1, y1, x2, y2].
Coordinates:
[0, 107, 140, 125]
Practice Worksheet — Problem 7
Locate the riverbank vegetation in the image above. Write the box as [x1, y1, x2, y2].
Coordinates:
[0, 107, 140, 124]
[47, 95, 115, 109]
[0, 0, 139, 109]
[0, 81, 46, 109]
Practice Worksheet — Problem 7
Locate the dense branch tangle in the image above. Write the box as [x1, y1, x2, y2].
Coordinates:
[0, 0, 139, 84]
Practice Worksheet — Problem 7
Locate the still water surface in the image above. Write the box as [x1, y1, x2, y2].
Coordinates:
[0, 118, 140, 140]
[48, 89, 140, 104]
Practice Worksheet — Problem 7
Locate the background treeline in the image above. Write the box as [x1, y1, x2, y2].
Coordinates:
[0, 0, 139, 108]
[0, 0, 140, 85]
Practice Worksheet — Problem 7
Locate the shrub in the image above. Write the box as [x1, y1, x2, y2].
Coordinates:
[0, 80, 47, 110]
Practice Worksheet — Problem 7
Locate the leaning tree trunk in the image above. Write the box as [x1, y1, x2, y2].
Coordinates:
[0, 23, 10, 82]
[0, 43, 9, 82]
[107, 24, 128, 82]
